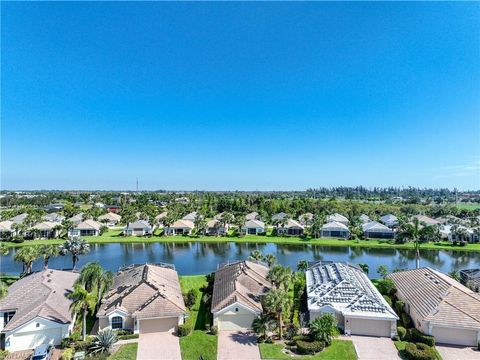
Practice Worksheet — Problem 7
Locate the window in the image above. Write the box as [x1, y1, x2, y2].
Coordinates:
[3, 312, 15, 325]
[111, 316, 123, 330]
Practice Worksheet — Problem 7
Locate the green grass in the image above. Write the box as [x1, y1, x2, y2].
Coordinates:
[2, 230, 480, 252]
[0, 275, 19, 286]
[456, 203, 480, 210]
[108, 343, 138, 360]
[179, 275, 217, 360]
[259, 339, 357, 360]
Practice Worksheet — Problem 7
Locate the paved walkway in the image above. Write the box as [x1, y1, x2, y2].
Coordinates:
[137, 332, 181, 360]
[342, 335, 400, 360]
[436, 344, 480, 360]
[218, 331, 261, 360]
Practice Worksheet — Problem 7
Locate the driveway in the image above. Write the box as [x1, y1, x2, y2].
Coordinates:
[436, 344, 480, 360]
[137, 332, 181, 360]
[218, 331, 261, 360]
[344, 335, 400, 360]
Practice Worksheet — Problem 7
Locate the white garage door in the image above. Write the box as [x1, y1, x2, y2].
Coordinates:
[139, 317, 178, 334]
[11, 328, 62, 351]
[432, 326, 478, 346]
[217, 314, 255, 331]
[349, 318, 391, 337]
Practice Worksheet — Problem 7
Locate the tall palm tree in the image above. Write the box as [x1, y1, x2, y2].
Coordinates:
[252, 314, 276, 339]
[234, 215, 246, 236]
[193, 215, 207, 236]
[61, 219, 74, 238]
[38, 245, 59, 270]
[264, 254, 277, 267]
[248, 250, 263, 262]
[222, 212, 234, 229]
[267, 265, 292, 290]
[59, 238, 90, 270]
[68, 284, 97, 340]
[77, 262, 113, 302]
[263, 288, 291, 339]
[297, 260, 309, 272]
[399, 218, 421, 269]
[14, 246, 40, 274]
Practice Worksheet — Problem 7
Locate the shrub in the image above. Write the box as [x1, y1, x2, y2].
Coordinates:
[210, 325, 218, 335]
[383, 295, 392, 306]
[257, 231, 267, 236]
[0, 350, 9, 360]
[397, 326, 407, 340]
[183, 289, 197, 309]
[296, 340, 325, 355]
[89, 328, 118, 354]
[308, 313, 337, 345]
[409, 328, 435, 347]
[118, 334, 139, 340]
[293, 334, 311, 342]
[401, 313, 412, 328]
[377, 278, 396, 296]
[115, 329, 132, 336]
[61, 348, 74, 360]
[392, 335, 399, 341]
[395, 300, 405, 315]
[257, 335, 266, 343]
[284, 323, 299, 340]
[75, 338, 93, 352]
[265, 337, 274, 344]
[177, 323, 192, 337]
[404, 342, 436, 360]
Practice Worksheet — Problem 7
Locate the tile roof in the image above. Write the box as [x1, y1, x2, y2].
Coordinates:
[42, 213, 65, 222]
[327, 213, 349, 224]
[0, 270, 79, 332]
[211, 261, 272, 313]
[244, 219, 265, 228]
[362, 221, 393, 232]
[74, 219, 101, 230]
[388, 267, 480, 329]
[125, 220, 152, 230]
[98, 212, 121, 222]
[412, 215, 440, 226]
[32, 221, 60, 231]
[0, 220, 14, 232]
[272, 212, 289, 221]
[10, 213, 28, 224]
[170, 219, 194, 229]
[182, 212, 198, 221]
[245, 212, 259, 221]
[322, 221, 349, 231]
[279, 219, 304, 229]
[98, 263, 186, 319]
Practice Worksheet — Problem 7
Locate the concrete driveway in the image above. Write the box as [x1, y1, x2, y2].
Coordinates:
[345, 335, 400, 360]
[218, 331, 261, 360]
[436, 344, 480, 360]
[137, 332, 181, 360]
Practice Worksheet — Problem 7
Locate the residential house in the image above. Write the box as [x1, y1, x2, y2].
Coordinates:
[0, 270, 79, 352]
[447, 225, 479, 243]
[105, 205, 121, 214]
[124, 220, 153, 236]
[42, 203, 64, 213]
[277, 219, 304, 236]
[211, 261, 272, 330]
[164, 220, 194, 235]
[362, 221, 395, 239]
[298, 213, 314, 226]
[380, 214, 398, 227]
[388, 268, 480, 346]
[68, 213, 84, 225]
[241, 219, 265, 235]
[326, 213, 349, 226]
[206, 219, 228, 236]
[68, 219, 101, 237]
[460, 269, 480, 292]
[321, 221, 350, 239]
[31, 222, 61, 239]
[412, 215, 440, 226]
[182, 212, 198, 222]
[0, 221, 14, 240]
[98, 212, 122, 227]
[42, 213, 65, 223]
[9, 213, 28, 224]
[155, 211, 168, 225]
[97, 263, 187, 334]
[271, 212, 289, 222]
[306, 262, 398, 337]
[245, 212, 260, 221]
[359, 214, 371, 223]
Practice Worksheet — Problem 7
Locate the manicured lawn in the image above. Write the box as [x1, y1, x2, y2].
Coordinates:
[179, 275, 217, 360]
[108, 343, 138, 360]
[456, 203, 480, 210]
[259, 339, 357, 360]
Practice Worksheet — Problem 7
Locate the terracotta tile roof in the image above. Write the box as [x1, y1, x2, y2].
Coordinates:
[97, 263, 186, 319]
[0, 270, 79, 332]
[98, 212, 121, 222]
[169, 219, 194, 229]
[211, 261, 272, 313]
[74, 219, 101, 230]
[388, 267, 480, 329]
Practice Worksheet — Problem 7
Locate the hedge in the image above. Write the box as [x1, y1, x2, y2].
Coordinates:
[177, 323, 192, 337]
[409, 328, 435, 347]
[397, 326, 407, 340]
[118, 334, 139, 340]
[296, 340, 325, 355]
[404, 343, 436, 360]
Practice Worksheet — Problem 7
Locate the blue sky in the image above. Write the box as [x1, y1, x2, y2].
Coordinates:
[2, 2, 479, 191]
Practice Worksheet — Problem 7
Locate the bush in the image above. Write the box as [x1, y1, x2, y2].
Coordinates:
[257, 231, 267, 236]
[296, 340, 325, 355]
[395, 300, 405, 315]
[265, 337, 274, 344]
[115, 329, 132, 336]
[61, 348, 74, 360]
[75, 339, 93, 352]
[118, 334, 139, 340]
[183, 289, 197, 309]
[293, 335, 311, 342]
[397, 326, 407, 340]
[284, 323, 299, 340]
[383, 295, 392, 306]
[404, 342, 436, 360]
[401, 313, 412, 328]
[257, 335, 266, 343]
[409, 328, 435, 347]
[210, 325, 218, 335]
[0, 350, 9, 360]
[177, 323, 192, 337]
[377, 278, 396, 296]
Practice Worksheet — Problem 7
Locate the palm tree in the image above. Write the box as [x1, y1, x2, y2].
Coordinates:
[121, 209, 136, 236]
[399, 218, 422, 269]
[234, 215, 246, 236]
[297, 260, 309, 272]
[38, 245, 59, 270]
[249, 250, 263, 262]
[194, 215, 207, 236]
[267, 265, 292, 290]
[59, 238, 90, 270]
[14, 246, 39, 274]
[308, 314, 337, 346]
[68, 284, 97, 340]
[89, 328, 118, 354]
[309, 215, 324, 239]
[61, 219, 74, 238]
[252, 314, 276, 340]
[0, 243, 9, 256]
[358, 263, 369, 275]
[77, 262, 113, 302]
[222, 212, 234, 230]
[264, 254, 277, 267]
[263, 288, 291, 339]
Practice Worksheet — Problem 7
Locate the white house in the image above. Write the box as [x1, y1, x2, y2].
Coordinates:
[447, 225, 479, 243]
[124, 220, 153, 236]
[359, 214, 371, 223]
[164, 219, 194, 235]
[0, 270, 79, 352]
[277, 219, 304, 236]
[380, 214, 398, 227]
[307, 262, 398, 337]
[321, 221, 350, 239]
[98, 212, 122, 227]
[241, 219, 265, 235]
[68, 213, 84, 225]
[362, 221, 395, 239]
[68, 219, 102, 237]
[326, 213, 349, 226]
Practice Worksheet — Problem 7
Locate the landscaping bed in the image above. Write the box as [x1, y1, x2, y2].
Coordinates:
[259, 339, 357, 360]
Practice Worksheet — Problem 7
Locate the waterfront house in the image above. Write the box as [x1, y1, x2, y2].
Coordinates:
[68, 213, 84, 225]
[164, 219, 194, 235]
[182, 212, 199, 222]
[0, 221, 14, 240]
[9, 213, 28, 224]
[206, 219, 228, 236]
[245, 212, 260, 221]
[412, 215, 440, 226]
[68, 219, 101, 237]
[380, 214, 398, 227]
[124, 220, 152, 236]
[447, 225, 479, 243]
[154, 211, 168, 225]
[321, 221, 350, 239]
[241, 219, 265, 235]
[105, 205, 121, 213]
[362, 221, 395, 239]
[277, 219, 304, 236]
[31, 221, 61, 239]
[98, 212, 122, 227]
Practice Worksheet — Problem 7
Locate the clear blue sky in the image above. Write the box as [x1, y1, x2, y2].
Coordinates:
[2, 2, 479, 191]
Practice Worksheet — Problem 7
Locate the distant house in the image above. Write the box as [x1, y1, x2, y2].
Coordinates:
[105, 205, 121, 214]
[326, 213, 349, 226]
[359, 214, 371, 223]
[68, 219, 101, 237]
[241, 219, 265, 235]
[271, 212, 289, 222]
[298, 213, 314, 226]
[321, 221, 350, 239]
[68, 213, 84, 225]
[362, 221, 395, 239]
[98, 212, 122, 227]
[174, 197, 189, 204]
[155, 211, 168, 224]
[42, 203, 64, 213]
[245, 212, 260, 221]
[164, 220, 194, 235]
[0, 269, 79, 352]
[182, 212, 198, 222]
[212, 261, 272, 330]
[306, 262, 398, 337]
[412, 215, 439, 226]
[380, 214, 398, 227]
[460, 269, 480, 292]
[277, 219, 304, 236]
[448, 225, 479, 243]
[31, 221, 61, 239]
[42, 213, 65, 223]
[124, 220, 152, 236]
[97, 263, 187, 334]
[213, 212, 230, 221]
[0, 221, 14, 240]
[206, 219, 228, 236]
[9, 213, 28, 224]
[389, 268, 480, 346]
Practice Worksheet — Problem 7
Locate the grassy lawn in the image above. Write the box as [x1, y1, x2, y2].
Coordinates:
[2, 230, 480, 252]
[259, 339, 357, 360]
[179, 275, 217, 360]
[108, 343, 138, 360]
[456, 203, 480, 210]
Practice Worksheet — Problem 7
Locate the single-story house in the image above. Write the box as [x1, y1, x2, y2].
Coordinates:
[448, 225, 479, 243]
[30, 222, 61, 239]
[0, 269, 79, 352]
[0, 221, 14, 240]
[182, 212, 198, 222]
[298, 213, 314, 226]
[460, 269, 480, 292]
[380, 214, 398, 228]
[42, 203, 64, 212]
[211, 261, 272, 330]
[245, 212, 260, 221]
[68, 219, 101, 237]
[164, 220, 194, 235]
[206, 219, 228, 236]
[271, 212, 289, 222]
[321, 221, 350, 239]
[124, 220, 152, 236]
[68, 213, 84, 225]
[306, 262, 398, 337]
[359, 214, 371, 223]
[362, 221, 395, 239]
[42, 213, 65, 223]
[9, 213, 28, 224]
[155, 211, 168, 224]
[105, 205, 121, 213]
[412, 215, 440, 226]
[277, 219, 304, 236]
[388, 268, 480, 346]
[326, 213, 349, 226]
[97, 263, 187, 334]
[98, 212, 122, 227]
[241, 219, 265, 235]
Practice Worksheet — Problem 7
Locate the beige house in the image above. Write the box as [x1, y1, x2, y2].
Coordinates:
[321, 221, 350, 239]
[164, 219, 194, 235]
[98, 212, 122, 227]
[123, 220, 153, 236]
[241, 219, 265, 235]
[206, 219, 228, 236]
[212, 261, 272, 331]
[277, 219, 304, 236]
[412, 215, 440, 226]
[97, 263, 187, 334]
[30, 221, 61, 239]
[0, 221, 15, 240]
[68, 219, 101, 237]
[307, 262, 398, 337]
[388, 267, 480, 346]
